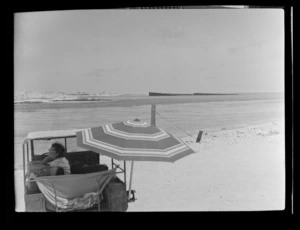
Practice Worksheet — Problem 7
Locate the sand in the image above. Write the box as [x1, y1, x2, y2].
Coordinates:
[14, 120, 285, 212]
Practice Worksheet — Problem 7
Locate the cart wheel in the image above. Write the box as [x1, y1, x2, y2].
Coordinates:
[127, 190, 136, 202]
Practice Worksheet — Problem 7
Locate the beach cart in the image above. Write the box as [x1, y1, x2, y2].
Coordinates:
[23, 129, 133, 212]
[23, 119, 195, 212]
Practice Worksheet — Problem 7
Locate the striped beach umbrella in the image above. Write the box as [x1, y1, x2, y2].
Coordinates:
[76, 119, 195, 200]
[76, 119, 195, 162]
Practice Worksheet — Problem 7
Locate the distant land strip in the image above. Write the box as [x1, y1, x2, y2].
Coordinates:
[149, 92, 239, 96]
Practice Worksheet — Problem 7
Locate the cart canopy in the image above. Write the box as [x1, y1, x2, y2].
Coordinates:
[26, 129, 83, 141]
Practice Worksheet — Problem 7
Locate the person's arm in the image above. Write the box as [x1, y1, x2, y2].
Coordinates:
[47, 160, 59, 176]
[41, 155, 53, 164]
[49, 167, 58, 176]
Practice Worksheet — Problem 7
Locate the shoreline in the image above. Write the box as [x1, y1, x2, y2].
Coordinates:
[14, 120, 285, 211]
[14, 94, 284, 111]
[13, 120, 284, 172]
[13, 120, 283, 171]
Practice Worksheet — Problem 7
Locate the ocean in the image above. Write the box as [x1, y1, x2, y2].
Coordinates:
[14, 93, 284, 168]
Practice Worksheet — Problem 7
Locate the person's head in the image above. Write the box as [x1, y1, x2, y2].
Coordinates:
[48, 142, 65, 159]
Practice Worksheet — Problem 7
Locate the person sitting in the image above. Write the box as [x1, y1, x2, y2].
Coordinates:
[42, 142, 71, 176]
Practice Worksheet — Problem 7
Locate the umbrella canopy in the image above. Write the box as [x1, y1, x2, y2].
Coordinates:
[76, 119, 195, 162]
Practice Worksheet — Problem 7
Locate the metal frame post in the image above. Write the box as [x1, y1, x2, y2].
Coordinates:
[151, 104, 156, 126]
[123, 161, 127, 187]
[26, 142, 29, 162]
[64, 138, 67, 153]
[22, 142, 27, 194]
[128, 161, 134, 199]
[30, 140, 34, 159]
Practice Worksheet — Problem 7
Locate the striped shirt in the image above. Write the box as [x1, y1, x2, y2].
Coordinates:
[49, 157, 71, 175]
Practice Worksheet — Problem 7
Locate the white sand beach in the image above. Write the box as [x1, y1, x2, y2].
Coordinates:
[14, 120, 285, 212]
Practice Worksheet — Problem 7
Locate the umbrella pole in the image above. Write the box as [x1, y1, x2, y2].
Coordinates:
[128, 161, 134, 200]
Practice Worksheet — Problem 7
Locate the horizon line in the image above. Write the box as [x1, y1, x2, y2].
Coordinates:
[15, 90, 284, 95]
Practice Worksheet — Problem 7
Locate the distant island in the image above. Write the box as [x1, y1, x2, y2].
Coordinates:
[14, 91, 150, 104]
[149, 92, 239, 96]
[14, 91, 118, 104]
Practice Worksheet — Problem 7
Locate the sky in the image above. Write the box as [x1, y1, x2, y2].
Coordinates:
[14, 9, 284, 94]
